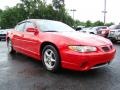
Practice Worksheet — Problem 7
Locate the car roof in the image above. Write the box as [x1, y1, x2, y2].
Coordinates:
[18, 19, 59, 25]
[25, 19, 57, 22]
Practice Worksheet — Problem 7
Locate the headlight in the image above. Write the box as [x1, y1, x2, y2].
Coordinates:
[68, 46, 97, 52]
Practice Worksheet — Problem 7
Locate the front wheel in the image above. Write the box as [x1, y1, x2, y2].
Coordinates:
[42, 45, 60, 72]
[7, 40, 15, 54]
[111, 39, 117, 43]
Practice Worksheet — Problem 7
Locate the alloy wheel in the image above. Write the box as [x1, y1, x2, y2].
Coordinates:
[8, 40, 12, 53]
[43, 49, 56, 70]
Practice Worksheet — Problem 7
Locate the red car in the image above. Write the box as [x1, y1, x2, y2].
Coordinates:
[97, 26, 110, 38]
[6, 19, 116, 72]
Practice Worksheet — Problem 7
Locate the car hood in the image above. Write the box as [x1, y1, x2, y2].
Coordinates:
[56, 32, 112, 46]
[110, 29, 120, 32]
[0, 30, 7, 34]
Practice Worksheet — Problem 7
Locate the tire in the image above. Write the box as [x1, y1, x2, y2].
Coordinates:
[42, 45, 60, 72]
[7, 40, 16, 54]
[111, 39, 117, 43]
[90, 32, 94, 34]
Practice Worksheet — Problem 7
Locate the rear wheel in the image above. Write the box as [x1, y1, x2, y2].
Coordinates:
[42, 45, 60, 72]
[90, 32, 94, 34]
[7, 40, 15, 54]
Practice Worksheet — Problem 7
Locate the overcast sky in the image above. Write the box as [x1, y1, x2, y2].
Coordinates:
[0, 0, 119, 24]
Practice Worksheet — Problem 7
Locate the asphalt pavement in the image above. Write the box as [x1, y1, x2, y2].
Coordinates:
[0, 41, 120, 90]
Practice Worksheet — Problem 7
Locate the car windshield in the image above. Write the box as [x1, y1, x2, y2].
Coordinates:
[91, 26, 107, 31]
[109, 25, 120, 29]
[37, 20, 75, 32]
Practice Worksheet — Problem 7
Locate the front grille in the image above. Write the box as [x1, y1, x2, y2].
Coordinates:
[0, 34, 6, 36]
[102, 46, 110, 52]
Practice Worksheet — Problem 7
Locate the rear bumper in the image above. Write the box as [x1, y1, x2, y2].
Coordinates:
[61, 48, 116, 71]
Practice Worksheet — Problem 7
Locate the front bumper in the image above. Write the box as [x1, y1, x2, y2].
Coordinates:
[0, 36, 6, 40]
[61, 48, 116, 71]
[108, 32, 120, 41]
[0, 34, 6, 40]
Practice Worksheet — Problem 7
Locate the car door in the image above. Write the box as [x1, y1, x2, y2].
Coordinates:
[22, 21, 40, 58]
[12, 22, 26, 51]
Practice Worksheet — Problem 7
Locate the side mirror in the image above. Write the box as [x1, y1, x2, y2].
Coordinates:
[26, 27, 38, 33]
[26, 28, 39, 35]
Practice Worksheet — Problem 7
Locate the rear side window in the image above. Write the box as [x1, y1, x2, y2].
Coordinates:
[15, 22, 26, 32]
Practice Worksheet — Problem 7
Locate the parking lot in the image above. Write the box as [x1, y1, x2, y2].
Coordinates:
[0, 41, 120, 90]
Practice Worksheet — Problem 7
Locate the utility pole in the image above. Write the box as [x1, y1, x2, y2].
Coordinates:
[102, 0, 107, 25]
[70, 9, 76, 20]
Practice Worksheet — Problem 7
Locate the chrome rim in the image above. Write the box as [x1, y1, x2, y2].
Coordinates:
[44, 49, 56, 69]
[8, 40, 12, 53]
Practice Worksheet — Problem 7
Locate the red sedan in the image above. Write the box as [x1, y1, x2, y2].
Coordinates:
[6, 19, 116, 72]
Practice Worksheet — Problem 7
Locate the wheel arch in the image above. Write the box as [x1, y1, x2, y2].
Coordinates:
[40, 41, 61, 60]
[40, 42, 60, 55]
[6, 37, 10, 42]
[90, 32, 95, 34]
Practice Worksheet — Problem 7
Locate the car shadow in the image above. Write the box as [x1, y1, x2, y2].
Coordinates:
[7, 52, 43, 66]
[7, 52, 112, 79]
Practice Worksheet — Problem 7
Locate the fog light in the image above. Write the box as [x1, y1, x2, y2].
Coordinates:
[80, 61, 88, 68]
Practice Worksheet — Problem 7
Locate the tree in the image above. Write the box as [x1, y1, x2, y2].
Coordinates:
[74, 20, 86, 28]
[0, 9, 3, 27]
[0, 0, 74, 29]
[0, 9, 2, 15]
[0, 6, 27, 28]
[105, 22, 114, 26]
[52, 0, 64, 10]
[85, 20, 93, 27]
[93, 21, 104, 26]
